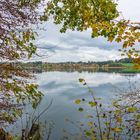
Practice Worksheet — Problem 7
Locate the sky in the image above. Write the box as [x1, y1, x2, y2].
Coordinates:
[31, 0, 140, 62]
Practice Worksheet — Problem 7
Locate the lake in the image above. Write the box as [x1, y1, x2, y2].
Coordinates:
[8, 71, 140, 140]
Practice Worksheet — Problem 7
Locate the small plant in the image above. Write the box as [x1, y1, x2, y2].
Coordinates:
[62, 78, 140, 140]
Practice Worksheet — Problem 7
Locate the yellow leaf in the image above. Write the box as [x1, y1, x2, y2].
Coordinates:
[116, 116, 122, 123]
[89, 101, 97, 107]
[88, 121, 93, 126]
[75, 99, 81, 104]
[86, 115, 93, 118]
[91, 137, 96, 140]
[112, 127, 121, 132]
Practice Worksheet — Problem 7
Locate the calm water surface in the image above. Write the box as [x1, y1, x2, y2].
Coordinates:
[9, 71, 140, 140]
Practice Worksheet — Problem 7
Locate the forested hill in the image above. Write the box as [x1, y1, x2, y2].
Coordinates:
[18, 58, 133, 66]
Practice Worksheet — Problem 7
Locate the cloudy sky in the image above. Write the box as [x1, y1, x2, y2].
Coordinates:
[32, 0, 140, 62]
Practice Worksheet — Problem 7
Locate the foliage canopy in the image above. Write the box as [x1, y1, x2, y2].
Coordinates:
[0, 0, 44, 123]
[43, 0, 140, 63]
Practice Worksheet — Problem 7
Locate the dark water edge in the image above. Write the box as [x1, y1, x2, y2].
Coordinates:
[26, 67, 140, 74]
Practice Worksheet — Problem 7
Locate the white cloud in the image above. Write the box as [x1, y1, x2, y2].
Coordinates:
[36, 71, 140, 88]
[30, 45, 121, 62]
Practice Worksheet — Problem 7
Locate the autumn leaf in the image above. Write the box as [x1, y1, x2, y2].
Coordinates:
[112, 127, 121, 132]
[79, 78, 85, 83]
[75, 99, 81, 104]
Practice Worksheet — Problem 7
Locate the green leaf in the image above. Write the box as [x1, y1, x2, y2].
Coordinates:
[127, 107, 137, 113]
[79, 78, 85, 83]
[86, 131, 92, 136]
[78, 107, 84, 112]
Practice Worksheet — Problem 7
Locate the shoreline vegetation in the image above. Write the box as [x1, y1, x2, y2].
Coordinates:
[14, 58, 140, 73]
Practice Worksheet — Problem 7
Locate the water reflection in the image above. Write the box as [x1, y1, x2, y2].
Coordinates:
[9, 71, 140, 140]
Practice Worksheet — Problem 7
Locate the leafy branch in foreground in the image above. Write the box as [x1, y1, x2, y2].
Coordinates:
[62, 78, 140, 140]
[0, 63, 43, 124]
[0, 99, 53, 140]
[0, 0, 46, 124]
[43, 0, 140, 61]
